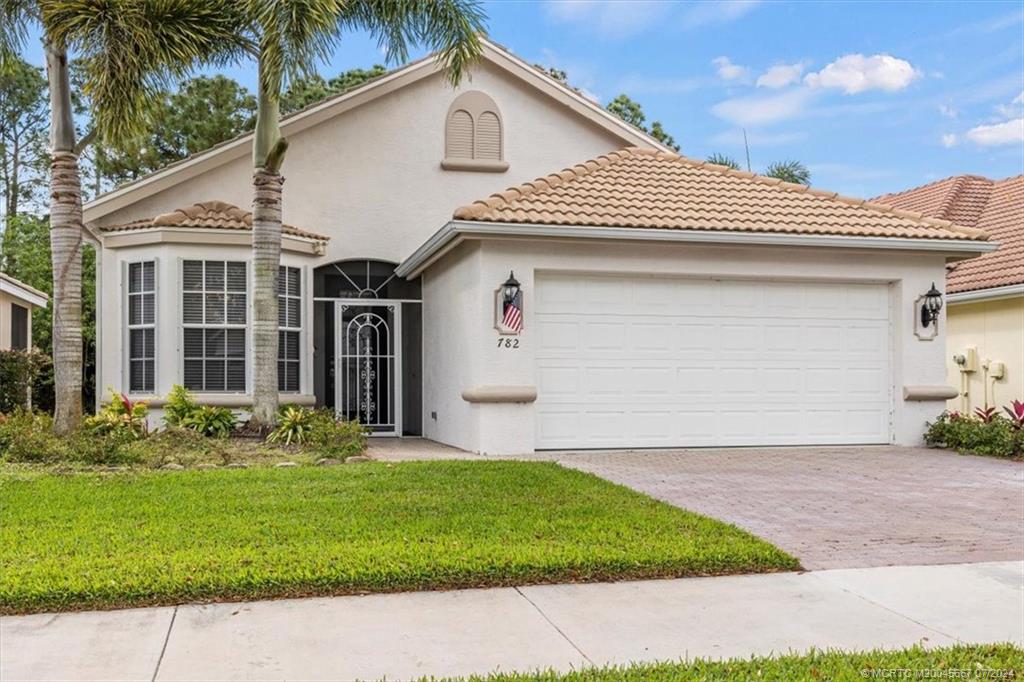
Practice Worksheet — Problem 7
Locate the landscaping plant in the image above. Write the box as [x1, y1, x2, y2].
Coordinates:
[1004, 400, 1024, 430]
[163, 384, 200, 427]
[268, 405, 318, 445]
[267, 406, 367, 459]
[925, 406, 1024, 459]
[180, 405, 237, 438]
[83, 391, 148, 440]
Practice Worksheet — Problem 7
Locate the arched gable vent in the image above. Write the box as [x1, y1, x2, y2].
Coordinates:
[442, 91, 509, 172]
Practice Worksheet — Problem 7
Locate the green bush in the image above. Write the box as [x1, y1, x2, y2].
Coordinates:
[163, 384, 198, 427]
[83, 392, 149, 440]
[118, 427, 220, 467]
[180, 405, 236, 438]
[0, 409, 142, 466]
[925, 410, 1023, 458]
[0, 350, 49, 413]
[267, 406, 366, 458]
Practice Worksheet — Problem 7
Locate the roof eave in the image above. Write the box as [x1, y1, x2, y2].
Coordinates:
[947, 283, 1024, 304]
[0, 275, 49, 308]
[396, 219, 997, 279]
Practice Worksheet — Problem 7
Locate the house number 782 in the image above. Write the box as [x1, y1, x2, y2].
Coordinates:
[497, 338, 520, 348]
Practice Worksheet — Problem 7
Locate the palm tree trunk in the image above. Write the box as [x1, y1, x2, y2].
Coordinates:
[45, 41, 83, 434]
[250, 168, 282, 426]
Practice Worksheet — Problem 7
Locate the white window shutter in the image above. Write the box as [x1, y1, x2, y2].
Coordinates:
[446, 110, 474, 159]
[475, 111, 502, 160]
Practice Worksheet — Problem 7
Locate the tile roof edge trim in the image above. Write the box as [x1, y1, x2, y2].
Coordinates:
[396, 220, 998, 278]
[947, 284, 1024, 304]
[98, 225, 330, 247]
[0, 273, 50, 307]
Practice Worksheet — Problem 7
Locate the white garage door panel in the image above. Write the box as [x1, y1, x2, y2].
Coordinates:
[535, 274, 892, 449]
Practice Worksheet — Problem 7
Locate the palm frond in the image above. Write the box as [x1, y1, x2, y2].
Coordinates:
[0, 0, 37, 69]
[41, 0, 248, 146]
[340, 0, 486, 86]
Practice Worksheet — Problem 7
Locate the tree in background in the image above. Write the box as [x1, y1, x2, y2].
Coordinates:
[97, 75, 257, 185]
[764, 160, 811, 185]
[280, 65, 386, 115]
[0, 57, 47, 222]
[0, 213, 95, 412]
[705, 153, 812, 186]
[236, 0, 487, 428]
[1, 0, 243, 433]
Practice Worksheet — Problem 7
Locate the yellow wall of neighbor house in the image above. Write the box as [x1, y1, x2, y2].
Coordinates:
[0, 290, 34, 350]
[946, 296, 1024, 413]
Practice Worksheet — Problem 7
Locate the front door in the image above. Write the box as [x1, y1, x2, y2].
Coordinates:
[334, 301, 402, 435]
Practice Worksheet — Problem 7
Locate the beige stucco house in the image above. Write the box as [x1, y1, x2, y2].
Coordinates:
[876, 175, 1023, 414]
[0, 272, 48, 351]
[81, 39, 994, 454]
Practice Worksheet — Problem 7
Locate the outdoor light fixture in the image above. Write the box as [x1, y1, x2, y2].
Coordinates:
[502, 271, 520, 306]
[920, 282, 944, 328]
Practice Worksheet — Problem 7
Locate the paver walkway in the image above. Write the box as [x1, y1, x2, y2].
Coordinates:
[531, 446, 1024, 569]
[371, 443, 1024, 571]
[3, 561, 1022, 681]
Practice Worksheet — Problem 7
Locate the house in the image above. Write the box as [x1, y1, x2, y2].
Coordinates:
[0, 272, 48, 351]
[874, 175, 1023, 413]
[82, 39, 994, 455]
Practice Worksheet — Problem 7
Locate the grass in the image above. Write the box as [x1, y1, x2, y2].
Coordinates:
[0, 461, 797, 614]
[440, 644, 1024, 681]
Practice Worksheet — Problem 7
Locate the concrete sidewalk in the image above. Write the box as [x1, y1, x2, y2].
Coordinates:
[3, 561, 1022, 682]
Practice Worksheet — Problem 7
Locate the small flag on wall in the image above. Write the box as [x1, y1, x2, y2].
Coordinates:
[502, 290, 523, 333]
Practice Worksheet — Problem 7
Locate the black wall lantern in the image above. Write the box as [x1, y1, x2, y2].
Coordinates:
[920, 282, 944, 328]
[502, 271, 521, 306]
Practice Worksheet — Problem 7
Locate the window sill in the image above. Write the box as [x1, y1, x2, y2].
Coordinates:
[106, 393, 317, 408]
[441, 158, 509, 173]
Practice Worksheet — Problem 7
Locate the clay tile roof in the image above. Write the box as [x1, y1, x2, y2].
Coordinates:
[98, 200, 329, 241]
[874, 175, 1023, 294]
[454, 147, 988, 245]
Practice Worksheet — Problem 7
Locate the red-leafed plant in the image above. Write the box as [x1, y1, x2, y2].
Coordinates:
[1004, 400, 1024, 431]
[974, 406, 998, 423]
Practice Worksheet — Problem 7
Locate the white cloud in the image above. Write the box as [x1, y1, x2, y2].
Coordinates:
[681, 0, 761, 28]
[711, 88, 815, 126]
[804, 54, 920, 94]
[994, 91, 1024, 119]
[756, 62, 806, 89]
[966, 118, 1024, 146]
[545, 0, 671, 38]
[941, 133, 958, 148]
[938, 104, 958, 119]
[1015, 91, 1024, 105]
[713, 56, 749, 82]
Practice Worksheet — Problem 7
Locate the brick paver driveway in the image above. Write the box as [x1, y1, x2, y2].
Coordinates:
[540, 446, 1024, 570]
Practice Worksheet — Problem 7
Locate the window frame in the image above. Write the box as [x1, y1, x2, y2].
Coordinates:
[123, 258, 157, 394]
[179, 259, 249, 394]
[278, 264, 303, 394]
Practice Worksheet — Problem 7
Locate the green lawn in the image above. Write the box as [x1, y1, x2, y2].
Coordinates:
[442, 644, 1024, 681]
[0, 461, 797, 613]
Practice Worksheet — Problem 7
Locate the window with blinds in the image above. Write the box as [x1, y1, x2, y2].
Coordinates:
[443, 91, 505, 169]
[182, 260, 247, 392]
[278, 265, 301, 393]
[126, 261, 155, 393]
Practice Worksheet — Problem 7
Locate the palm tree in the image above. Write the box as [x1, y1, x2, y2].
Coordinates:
[1, 0, 242, 433]
[764, 160, 811, 185]
[238, 0, 487, 427]
[706, 153, 812, 186]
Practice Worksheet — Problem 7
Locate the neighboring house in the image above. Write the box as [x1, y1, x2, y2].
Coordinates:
[875, 175, 1023, 413]
[0, 272, 48, 351]
[82, 39, 993, 454]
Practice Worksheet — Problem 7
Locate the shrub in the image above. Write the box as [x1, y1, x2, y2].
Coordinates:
[83, 391, 149, 440]
[164, 384, 199, 427]
[0, 349, 50, 413]
[925, 409, 1023, 458]
[266, 406, 367, 458]
[0, 410, 66, 462]
[180, 405, 236, 438]
[267, 405, 319, 445]
[119, 427, 219, 467]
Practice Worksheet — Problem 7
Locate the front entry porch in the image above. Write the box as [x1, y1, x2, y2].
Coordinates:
[313, 260, 422, 436]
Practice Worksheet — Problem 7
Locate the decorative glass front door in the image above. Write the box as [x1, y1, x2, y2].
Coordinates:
[334, 302, 401, 435]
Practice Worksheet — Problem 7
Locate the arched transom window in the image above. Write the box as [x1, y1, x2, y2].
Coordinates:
[442, 91, 509, 172]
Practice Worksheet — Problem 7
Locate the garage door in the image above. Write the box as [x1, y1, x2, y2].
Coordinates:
[535, 273, 892, 449]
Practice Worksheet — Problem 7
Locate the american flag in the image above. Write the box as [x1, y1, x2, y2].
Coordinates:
[502, 290, 523, 333]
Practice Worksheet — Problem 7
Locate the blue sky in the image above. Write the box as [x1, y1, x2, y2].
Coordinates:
[20, 0, 1024, 198]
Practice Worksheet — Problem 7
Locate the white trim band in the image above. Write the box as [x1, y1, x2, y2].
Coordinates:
[397, 220, 997, 278]
[947, 284, 1024, 304]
